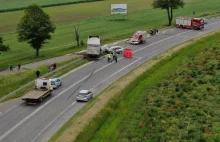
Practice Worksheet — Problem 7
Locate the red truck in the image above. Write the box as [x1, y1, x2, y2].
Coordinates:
[176, 17, 204, 30]
[130, 31, 147, 45]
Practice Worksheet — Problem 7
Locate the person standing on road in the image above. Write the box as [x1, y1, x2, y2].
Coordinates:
[109, 52, 113, 62]
[114, 53, 118, 63]
[107, 53, 111, 63]
[36, 70, 40, 78]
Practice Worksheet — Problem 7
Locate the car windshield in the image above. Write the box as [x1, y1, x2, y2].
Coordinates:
[132, 35, 139, 39]
[78, 93, 88, 96]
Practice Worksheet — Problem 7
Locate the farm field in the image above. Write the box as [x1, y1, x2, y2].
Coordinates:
[0, 0, 220, 70]
[0, 0, 152, 34]
[0, 0, 97, 12]
[74, 32, 220, 142]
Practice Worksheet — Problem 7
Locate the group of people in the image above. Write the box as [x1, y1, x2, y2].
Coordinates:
[9, 64, 21, 71]
[106, 51, 118, 63]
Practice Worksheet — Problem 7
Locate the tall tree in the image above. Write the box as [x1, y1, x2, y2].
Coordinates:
[73, 25, 80, 47]
[152, 0, 184, 26]
[17, 4, 55, 57]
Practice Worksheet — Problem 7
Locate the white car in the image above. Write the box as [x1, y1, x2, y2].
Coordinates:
[108, 46, 124, 54]
[50, 78, 62, 89]
[76, 90, 93, 102]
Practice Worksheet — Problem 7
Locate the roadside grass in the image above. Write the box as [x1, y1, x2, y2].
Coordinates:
[78, 32, 220, 141]
[1, 0, 220, 70]
[0, 57, 88, 101]
[49, 31, 220, 142]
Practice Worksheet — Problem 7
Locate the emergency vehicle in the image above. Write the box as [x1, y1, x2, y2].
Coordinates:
[176, 17, 204, 30]
[130, 31, 147, 45]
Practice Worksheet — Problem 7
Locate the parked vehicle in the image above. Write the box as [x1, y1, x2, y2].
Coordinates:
[76, 90, 93, 102]
[22, 78, 53, 104]
[176, 17, 204, 30]
[130, 31, 147, 45]
[107, 46, 124, 54]
[50, 78, 62, 89]
[87, 36, 101, 57]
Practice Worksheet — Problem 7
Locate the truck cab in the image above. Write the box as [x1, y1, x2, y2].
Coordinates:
[191, 18, 204, 29]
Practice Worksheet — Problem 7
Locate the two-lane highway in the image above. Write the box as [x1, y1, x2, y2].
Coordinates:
[0, 17, 220, 142]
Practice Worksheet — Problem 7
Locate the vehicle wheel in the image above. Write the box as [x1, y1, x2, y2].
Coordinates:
[40, 97, 43, 103]
[180, 25, 183, 29]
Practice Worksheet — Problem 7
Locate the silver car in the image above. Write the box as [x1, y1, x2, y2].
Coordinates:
[108, 46, 124, 54]
[76, 90, 93, 102]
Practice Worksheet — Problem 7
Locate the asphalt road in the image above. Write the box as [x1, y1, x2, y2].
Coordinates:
[0, 17, 220, 142]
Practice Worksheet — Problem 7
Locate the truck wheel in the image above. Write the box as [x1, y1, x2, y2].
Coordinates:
[180, 25, 183, 29]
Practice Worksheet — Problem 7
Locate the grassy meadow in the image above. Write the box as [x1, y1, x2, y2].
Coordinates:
[74, 32, 220, 142]
[0, 0, 220, 70]
[0, 0, 95, 12]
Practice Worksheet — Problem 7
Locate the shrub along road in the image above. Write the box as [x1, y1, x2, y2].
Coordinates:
[0, 18, 219, 142]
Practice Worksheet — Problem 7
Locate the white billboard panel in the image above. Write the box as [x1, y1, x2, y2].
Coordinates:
[111, 4, 127, 14]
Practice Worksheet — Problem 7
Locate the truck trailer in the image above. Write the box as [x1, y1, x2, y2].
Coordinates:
[22, 78, 53, 104]
[87, 36, 101, 57]
[176, 17, 204, 30]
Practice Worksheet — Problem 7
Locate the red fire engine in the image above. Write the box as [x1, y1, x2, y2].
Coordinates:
[176, 17, 204, 30]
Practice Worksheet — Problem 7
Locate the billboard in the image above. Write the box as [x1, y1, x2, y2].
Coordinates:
[111, 4, 127, 14]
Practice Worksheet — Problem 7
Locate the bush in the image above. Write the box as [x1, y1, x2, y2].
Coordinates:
[0, 44, 9, 51]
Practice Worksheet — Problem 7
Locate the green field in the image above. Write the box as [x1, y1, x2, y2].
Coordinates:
[0, 0, 220, 70]
[0, 0, 93, 12]
[0, 0, 152, 34]
[74, 32, 220, 141]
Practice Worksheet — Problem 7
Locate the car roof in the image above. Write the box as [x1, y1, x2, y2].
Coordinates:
[110, 46, 122, 49]
[79, 90, 89, 93]
[50, 78, 59, 81]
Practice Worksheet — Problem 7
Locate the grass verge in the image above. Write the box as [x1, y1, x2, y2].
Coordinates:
[0, 58, 89, 101]
[49, 29, 220, 142]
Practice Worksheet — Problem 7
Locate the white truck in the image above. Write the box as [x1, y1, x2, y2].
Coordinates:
[87, 36, 101, 57]
[22, 78, 53, 104]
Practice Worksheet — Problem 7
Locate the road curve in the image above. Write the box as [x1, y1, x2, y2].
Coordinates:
[0, 17, 220, 142]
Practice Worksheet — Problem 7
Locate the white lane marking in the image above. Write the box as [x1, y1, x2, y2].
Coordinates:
[162, 29, 169, 34]
[113, 42, 119, 45]
[1, 19, 220, 141]
[0, 76, 88, 141]
[134, 30, 190, 53]
[90, 57, 142, 91]
[30, 101, 76, 142]
[60, 62, 93, 79]
[0, 104, 19, 118]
